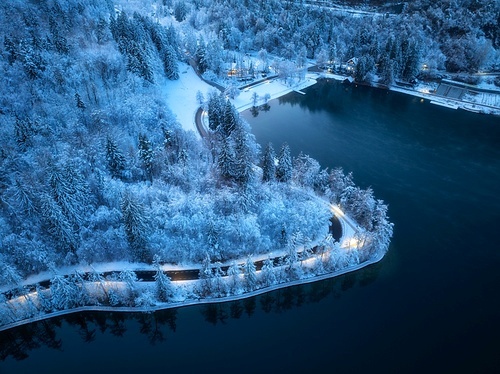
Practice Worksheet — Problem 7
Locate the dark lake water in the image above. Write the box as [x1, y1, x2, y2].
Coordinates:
[2, 79, 499, 373]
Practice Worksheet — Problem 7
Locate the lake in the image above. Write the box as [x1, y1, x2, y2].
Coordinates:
[1, 79, 499, 373]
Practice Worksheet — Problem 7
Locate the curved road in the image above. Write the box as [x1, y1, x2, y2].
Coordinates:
[1, 62, 346, 304]
[2, 219, 342, 303]
[195, 107, 208, 138]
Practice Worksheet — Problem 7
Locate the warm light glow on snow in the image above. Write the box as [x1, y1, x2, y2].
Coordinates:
[330, 204, 345, 218]
[343, 237, 359, 249]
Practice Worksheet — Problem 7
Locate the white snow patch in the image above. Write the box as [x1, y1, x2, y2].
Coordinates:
[231, 74, 318, 113]
[159, 62, 214, 136]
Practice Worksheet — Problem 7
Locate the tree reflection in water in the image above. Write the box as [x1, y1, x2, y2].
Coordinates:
[0, 265, 381, 361]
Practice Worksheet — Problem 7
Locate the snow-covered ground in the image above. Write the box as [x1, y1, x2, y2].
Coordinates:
[230, 76, 318, 112]
[160, 62, 213, 136]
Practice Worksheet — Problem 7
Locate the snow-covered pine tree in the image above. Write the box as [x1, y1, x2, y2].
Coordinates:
[35, 284, 52, 312]
[0, 263, 22, 291]
[40, 193, 77, 255]
[50, 274, 77, 310]
[212, 262, 226, 297]
[68, 271, 90, 307]
[231, 122, 254, 187]
[340, 186, 376, 231]
[251, 92, 259, 108]
[262, 142, 276, 182]
[88, 266, 108, 302]
[119, 270, 139, 304]
[221, 100, 237, 136]
[126, 40, 154, 83]
[153, 255, 174, 302]
[276, 143, 292, 183]
[11, 178, 36, 216]
[19, 40, 45, 80]
[207, 92, 224, 131]
[227, 261, 242, 294]
[106, 137, 126, 179]
[401, 37, 421, 82]
[217, 136, 234, 181]
[243, 256, 257, 291]
[370, 200, 394, 257]
[45, 164, 90, 241]
[134, 290, 155, 310]
[206, 219, 220, 260]
[173, 1, 188, 22]
[198, 254, 214, 296]
[62, 164, 90, 225]
[14, 116, 35, 151]
[195, 38, 208, 74]
[138, 133, 154, 182]
[261, 257, 276, 287]
[120, 191, 150, 262]
[162, 45, 179, 80]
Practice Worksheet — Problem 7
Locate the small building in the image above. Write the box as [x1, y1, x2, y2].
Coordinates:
[345, 57, 358, 73]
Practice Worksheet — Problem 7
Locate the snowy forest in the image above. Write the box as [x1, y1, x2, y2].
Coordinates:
[187, 0, 498, 83]
[1, 0, 495, 318]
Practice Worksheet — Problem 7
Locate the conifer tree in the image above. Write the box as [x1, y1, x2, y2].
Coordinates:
[162, 45, 179, 80]
[121, 191, 150, 262]
[138, 134, 154, 182]
[173, 1, 188, 22]
[119, 270, 139, 303]
[232, 123, 254, 187]
[262, 142, 276, 182]
[50, 274, 77, 310]
[88, 267, 108, 302]
[35, 285, 52, 312]
[14, 117, 35, 151]
[12, 179, 36, 216]
[217, 136, 234, 180]
[40, 194, 77, 254]
[276, 143, 292, 183]
[20, 40, 45, 80]
[195, 38, 208, 74]
[243, 256, 257, 291]
[4, 36, 17, 65]
[212, 262, 226, 297]
[221, 100, 237, 136]
[208, 92, 224, 131]
[199, 254, 213, 296]
[48, 165, 89, 228]
[227, 261, 242, 293]
[206, 220, 220, 260]
[106, 137, 126, 179]
[261, 257, 276, 287]
[153, 255, 174, 302]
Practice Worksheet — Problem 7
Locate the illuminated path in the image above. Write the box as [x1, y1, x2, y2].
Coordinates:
[0, 203, 386, 333]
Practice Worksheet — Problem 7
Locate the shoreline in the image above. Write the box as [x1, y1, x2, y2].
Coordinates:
[227, 71, 500, 119]
[0, 201, 374, 333]
[1, 69, 398, 334]
[0, 250, 385, 333]
[316, 72, 500, 116]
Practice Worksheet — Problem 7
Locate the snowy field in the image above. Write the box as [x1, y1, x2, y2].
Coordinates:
[160, 62, 213, 136]
[158, 63, 323, 137]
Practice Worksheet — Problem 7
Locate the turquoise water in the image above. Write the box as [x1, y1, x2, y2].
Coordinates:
[1, 80, 499, 373]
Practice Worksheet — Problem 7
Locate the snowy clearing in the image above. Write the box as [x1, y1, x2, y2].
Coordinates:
[160, 62, 213, 136]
